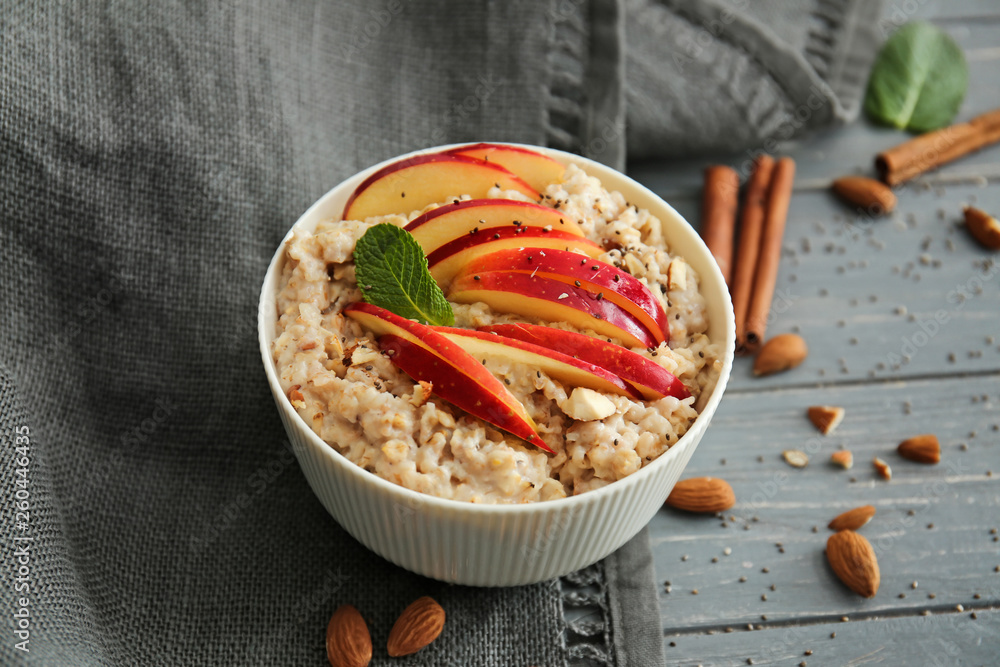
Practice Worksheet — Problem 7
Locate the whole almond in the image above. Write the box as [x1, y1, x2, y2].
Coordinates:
[898, 434, 940, 464]
[326, 605, 372, 667]
[963, 206, 1000, 250]
[665, 477, 736, 513]
[754, 334, 808, 377]
[827, 530, 880, 598]
[830, 450, 854, 469]
[828, 505, 876, 532]
[387, 596, 445, 657]
[831, 176, 896, 214]
[807, 405, 844, 435]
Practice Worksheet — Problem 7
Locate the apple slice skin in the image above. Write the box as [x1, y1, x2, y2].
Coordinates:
[447, 271, 659, 349]
[426, 226, 602, 287]
[480, 323, 691, 401]
[460, 247, 669, 345]
[343, 302, 550, 451]
[444, 143, 566, 192]
[432, 326, 641, 399]
[404, 198, 586, 253]
[342, 154, 539, 222]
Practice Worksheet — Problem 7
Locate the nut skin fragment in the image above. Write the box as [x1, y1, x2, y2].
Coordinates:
[873, 457, 892, 480]
[754, 334, 808, 376]
[827, 530, 880, 598]
[807, 406, 844, 435]
[326, 605, 372, 667]
[830, 450, 853, 469]
[828, 505, 876, 532]
[387, 597, 445, 658]
[831, 176, 897, 215]
[782, 450, 809, 468]
[409, 380, 434, 407]
[963, 206, 1000, 250]
[665, 477, 736, 513]
[898, 434, 941, 464]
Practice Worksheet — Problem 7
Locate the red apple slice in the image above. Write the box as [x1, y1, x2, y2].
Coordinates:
[445, 143, 566, 192]
[447, 271, 658, 349]
[343, 154, 539, 221]
[433, 326, 641, 399]
[343, 302, 549, 451]
[404, 198, 586, 253]
[457, 247, 669, 344]
[426, 226, 602, 286]
[479, 323, 691, 401]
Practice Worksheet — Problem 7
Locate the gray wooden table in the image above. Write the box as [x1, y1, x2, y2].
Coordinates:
[630, 2, 1000, 664]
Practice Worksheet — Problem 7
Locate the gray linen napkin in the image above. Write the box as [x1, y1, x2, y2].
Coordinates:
[625, 0, 884, 159]
[1, 1, 880, 665]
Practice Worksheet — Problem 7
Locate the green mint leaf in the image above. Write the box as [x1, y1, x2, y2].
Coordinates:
[864, 21, 968, 133]
[353, 223, 454, 326]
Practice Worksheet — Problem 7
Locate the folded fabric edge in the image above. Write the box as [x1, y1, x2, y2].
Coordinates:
[603, 526, 667, 667]
[546, 0, 627, 171]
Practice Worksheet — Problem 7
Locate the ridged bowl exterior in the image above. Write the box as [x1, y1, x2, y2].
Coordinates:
[259, 144, 735, 587]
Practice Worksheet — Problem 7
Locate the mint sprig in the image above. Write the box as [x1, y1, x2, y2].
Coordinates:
[353, 223, 454, 326]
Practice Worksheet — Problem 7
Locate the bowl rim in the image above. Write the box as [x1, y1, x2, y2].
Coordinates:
[258, 142, 735, 516]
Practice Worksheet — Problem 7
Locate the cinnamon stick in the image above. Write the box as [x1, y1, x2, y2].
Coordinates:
[731, 155, 774, 353]
[700, 165, 739, 285]
[876, 107, 1000, 186]
[745, 157, 796, 352]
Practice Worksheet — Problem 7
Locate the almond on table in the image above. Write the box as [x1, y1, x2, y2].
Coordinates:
[827, 530, 880, 598]
[898, 434, 941, 464]
[753, 333, 808, 376]
[830, 450, 854, 469]
[808, 405, 844, 435]
[665, 477, 736, 513]
[829, 505, 876, 532]
[831, 176, 896, 214]
[782, 450, 809, 468]
[962, 206, 1000, 250]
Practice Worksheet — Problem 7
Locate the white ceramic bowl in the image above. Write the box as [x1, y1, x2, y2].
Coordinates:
[258, 144, 735, 586]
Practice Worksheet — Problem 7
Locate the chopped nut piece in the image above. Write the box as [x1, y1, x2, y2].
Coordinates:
[560, 387, 616, 421]
[667, 258, 688, 291]
[873, 457, 892, 480]
[409, 380, 433, 407]
[830, 450, 853, 469]
[807, 405, 844, 435]
[782, 450, 809, 468]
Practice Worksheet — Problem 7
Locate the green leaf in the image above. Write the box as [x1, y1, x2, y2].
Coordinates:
[353, 223, 454, 326]
[864, 21, 968, 133]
